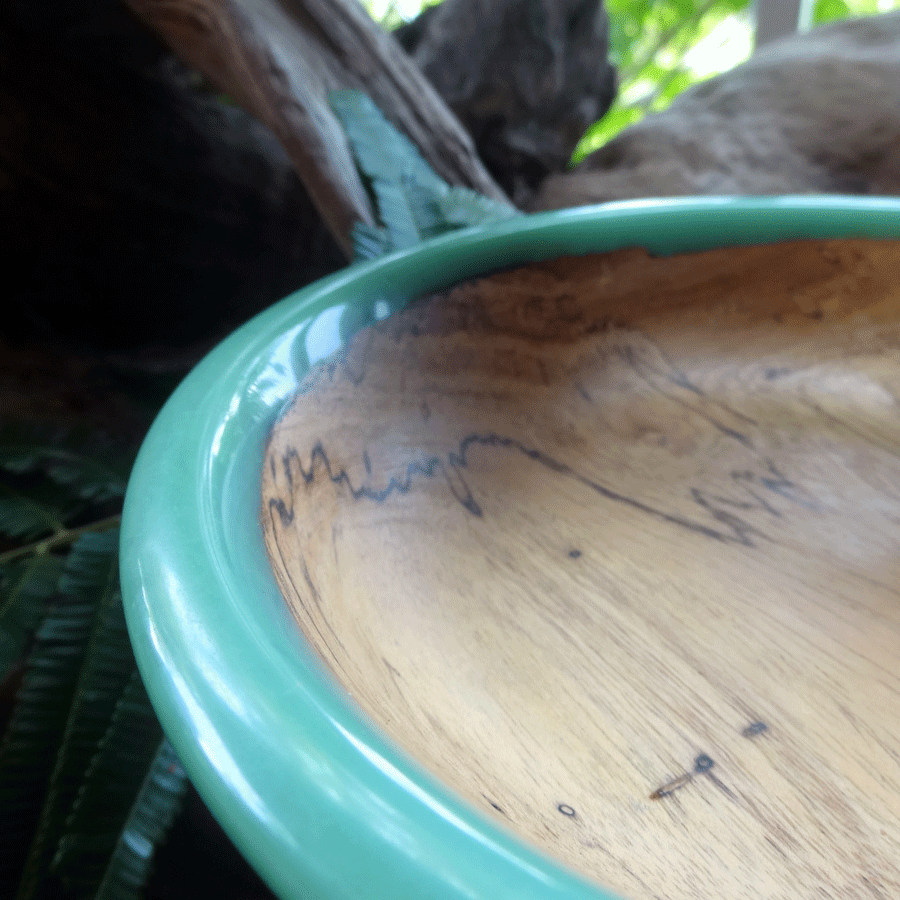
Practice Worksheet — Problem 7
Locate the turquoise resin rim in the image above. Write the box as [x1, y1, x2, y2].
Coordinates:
[121, 197, 900, 900]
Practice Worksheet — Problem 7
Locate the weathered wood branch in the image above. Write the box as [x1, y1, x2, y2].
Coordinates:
[398, 0, 616, 204]
[123, 0, 510, 256]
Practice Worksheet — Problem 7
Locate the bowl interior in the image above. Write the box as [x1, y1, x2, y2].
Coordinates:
[262, 237, 900, 900]
[122, 199, 900, 900]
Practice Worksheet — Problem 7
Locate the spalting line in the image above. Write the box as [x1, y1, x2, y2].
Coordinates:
[650, 755, 716, 800]
[742, 721, 768, 738]
[616, 342, 757, 448]
[483, 795, 506, 816]
[269, 435, 781, 546]
[650, 772, 693, 800]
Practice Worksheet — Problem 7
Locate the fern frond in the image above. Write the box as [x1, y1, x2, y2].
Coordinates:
[0, 536, 113, 894]
[0, 425, 132, 504]
[351, 222, 393, 262]
[94, 738, 188, 900]
[437, 186, 520, 228]
[0, 482, 67, 541]
[329, 89, 446, 195]
[49, 669, 168, 898]
[329, 90, 519, 261]
[14, 530, 135, 900]
[0, 553, 63, 679]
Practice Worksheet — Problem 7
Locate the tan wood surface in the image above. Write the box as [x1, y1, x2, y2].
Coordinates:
[262, 239, 900, 900]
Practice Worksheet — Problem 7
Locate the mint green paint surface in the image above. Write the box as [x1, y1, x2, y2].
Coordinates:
[120, 198, 900, 900]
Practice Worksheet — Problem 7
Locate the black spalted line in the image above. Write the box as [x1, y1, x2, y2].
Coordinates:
[270, 434, 762, 545]
[266, 515, 354, 686]
[618, 342, 755, 449]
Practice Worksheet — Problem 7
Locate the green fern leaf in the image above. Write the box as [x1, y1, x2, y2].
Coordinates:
[94, 738, 188, 900]
[0, 536, 114, 894]
[329, 89, 446, 195]
[0, 426, 131, 504]
[437, 186, 520, 228]
[350, 222, 393, 262]
[0, 554, 63, 679]
[0, 482, 67, 541]
[50, 669, 170, 898]
[14, 529, 135, 900]
[329, 90, 518, 261]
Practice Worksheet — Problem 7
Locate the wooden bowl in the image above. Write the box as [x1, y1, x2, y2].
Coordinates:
[123, 199, 900, 900]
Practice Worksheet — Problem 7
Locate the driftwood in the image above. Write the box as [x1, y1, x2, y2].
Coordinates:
[398, 0, 616, 203]
[123, 0, 510, 256]
[533, 12, 900, 210]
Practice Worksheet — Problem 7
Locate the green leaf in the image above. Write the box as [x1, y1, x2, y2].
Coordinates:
[0, 482, 66, 541]
[50, 670, 170, 898]
[350, 222, 392, 262]
[330, 90, 518, 261]
[437, 187, 520, 229]
[0, 536, 113, 895]
[329, 89, 446, 195]
[572, 102, 646, 163]
[0, 426, 132, 505]
[0, 553, 63, 679]
[15, 530, 134, 900]
[94, 738, 188, 900]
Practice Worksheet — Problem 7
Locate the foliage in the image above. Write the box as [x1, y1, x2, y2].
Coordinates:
[0, 427, 187, 900]
[811, 0, 895, 23]
[360, 0, 443, 32]
[329, 89, 520, 341]
[330, 89, 518, 260]
[362, 0, 900, 163]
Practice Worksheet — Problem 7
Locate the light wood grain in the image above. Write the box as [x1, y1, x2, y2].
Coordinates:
[262, 239, 900, 900]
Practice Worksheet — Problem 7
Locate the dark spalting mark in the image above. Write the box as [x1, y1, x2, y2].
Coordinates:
[557, 804, 577, 817]
[650, 772, 692, 800]
[730, 470, 782, 518]
[809, 309, 824, 321]
[270, 496, 294, 528]
[728, 458, 818, 520]
[765, 367, 791, 381]
[620, 342, 755, 446]
[270, 455, 277, 481]
[383, 657, 403, 680]
[363, 450, 372, 476]
[694, 754, 715, 774]
[483, 795, 506, 816]
[420, 398, 431, 421]
[271, 433, 778, 545]
[690, 488, 764, 548]
[757, 459, 817, 511]
[742, 721, 768, 738]
[537, 358, 550, 386]
[574, 380, 592, 402]
[706, 771, 737, 800]
[568, 549, 582, 559]
[282, 451, 294, 493]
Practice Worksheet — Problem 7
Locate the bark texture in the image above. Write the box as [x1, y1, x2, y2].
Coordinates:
[399, 0, 617, 204]
[533, 12, 900, 210]
[123, 0, 509, 254]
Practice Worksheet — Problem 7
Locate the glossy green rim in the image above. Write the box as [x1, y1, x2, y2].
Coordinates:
[121, 197, 900, 900]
